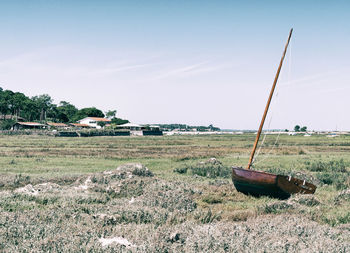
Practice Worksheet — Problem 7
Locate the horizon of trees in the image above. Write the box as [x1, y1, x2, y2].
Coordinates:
[0, 87, 129, 128]
[294, 125, 307, 132]
[157, 124, 220, 131]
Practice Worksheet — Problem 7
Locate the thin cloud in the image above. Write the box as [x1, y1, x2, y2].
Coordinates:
[318, 86, 350, 94]
[152, 61, 228, 80]
[91, 63, 153, 76]
[0, 49, 156, 78]
[279, 67, 350, 88]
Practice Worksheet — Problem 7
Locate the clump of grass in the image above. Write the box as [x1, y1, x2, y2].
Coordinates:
[261, 201, 294, 214]
[334, 189, 350, 204]
[195, 209, 222, 223]
[208, 179, 229, 186]
[132, 166, 154, 177]
[173, 167, 188, 174]
[107, 179, 145, 198]
[306, 159, 347, 172]
[298, 149, 306, 155]
[321, 212, 350, 227]
[13, 174, 31, 188]
[292, 195, 320, 207]
[315, 172, 350, 190]
[189, 158, 231, 179]
[190, 164, 230, 178]
[202, 195, 223, 204]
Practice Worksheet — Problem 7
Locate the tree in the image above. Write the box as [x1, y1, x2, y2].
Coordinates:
[72, 107, 105, 122]
[12, 92, 28, 118]
[0, 88, 9, 118]
[22, 99, 38, 121]
[32, 94, 53, 121]
[0, 119, 15, 130]
[300, 126, 307, 132]
[105, 110, 117, 119]
[97, 121, 107, 128]
[57, 101, 78, 122]
[47, 104, 62, 122]
[0, 90, 14, 118]
[111, 117, 129, 125]
[294, 125, 300, 132]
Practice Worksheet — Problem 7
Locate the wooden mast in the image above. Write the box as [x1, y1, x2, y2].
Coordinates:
[246, 28, 293, 170]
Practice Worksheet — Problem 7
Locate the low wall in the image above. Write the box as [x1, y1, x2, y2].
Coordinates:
[142, 130, 163, 136]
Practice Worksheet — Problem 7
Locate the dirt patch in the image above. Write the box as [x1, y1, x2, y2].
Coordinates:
[99, 236, 136, 248]
[15, 182, 61, 196]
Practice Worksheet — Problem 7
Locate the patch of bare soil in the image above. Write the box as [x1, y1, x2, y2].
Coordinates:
[15, 182, 61, 196]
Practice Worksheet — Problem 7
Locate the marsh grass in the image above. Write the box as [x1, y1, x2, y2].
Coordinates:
[189, 163, 231, 178]
[0, 134, 350, 251]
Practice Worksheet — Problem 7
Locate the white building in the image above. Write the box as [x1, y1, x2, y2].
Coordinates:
[78, 117, 111, 129]
[116, 123, 143, 135]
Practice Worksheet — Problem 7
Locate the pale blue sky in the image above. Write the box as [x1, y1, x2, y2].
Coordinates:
[1, 1, 349, 130]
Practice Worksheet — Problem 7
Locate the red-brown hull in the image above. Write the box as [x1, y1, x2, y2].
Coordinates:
[232, 167, 316, 199]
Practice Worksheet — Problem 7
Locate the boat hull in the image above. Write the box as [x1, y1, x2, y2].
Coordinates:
[232, 167, 316, 199]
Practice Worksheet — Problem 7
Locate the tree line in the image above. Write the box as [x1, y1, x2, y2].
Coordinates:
[0, 87, 128, 129]
[294, 125, 307, 132]
[158, 124, 220, 131]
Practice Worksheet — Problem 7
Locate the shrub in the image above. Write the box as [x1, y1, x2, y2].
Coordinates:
[13, 174, 31, 187]
[189, 159, 230, 179]
[0, 119, 16, 130]
[306, 159, 347, 173]
[315, 172, 350, 190]
[190, 163, 230, 178]
[173, 167, 187, 174]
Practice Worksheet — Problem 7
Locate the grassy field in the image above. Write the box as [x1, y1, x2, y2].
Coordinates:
[0, 133, 349, 252]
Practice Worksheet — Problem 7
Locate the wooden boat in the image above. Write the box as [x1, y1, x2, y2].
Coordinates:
[232, 29, 317, 199]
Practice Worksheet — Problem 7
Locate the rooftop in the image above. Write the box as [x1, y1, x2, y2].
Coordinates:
[47, 122, 68, 127]
[71, 123, 91, 127]
[85, 117, 111, 122]
[16, 122, 45, 126]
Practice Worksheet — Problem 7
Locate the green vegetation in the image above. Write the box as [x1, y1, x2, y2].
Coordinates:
[175, 158, 231, 178]
[294, 124, 307, 132]
[0, 87, 127, 127]
[0, 133, 349, 251]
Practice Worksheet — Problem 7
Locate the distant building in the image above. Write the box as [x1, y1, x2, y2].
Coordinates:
[47, 122, 69, 129]
[77, 117, 111, 129]
[116, 123, 143, 135]
[70, 123, 91, 128]
[12, 122, 45, 130]
[116, 123, 162, 136]
[117, 123, 142, 131]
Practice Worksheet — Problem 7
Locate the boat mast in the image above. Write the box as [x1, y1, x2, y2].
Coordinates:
[246, 28, 293, 170]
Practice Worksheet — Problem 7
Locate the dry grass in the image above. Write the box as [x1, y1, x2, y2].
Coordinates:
[0, 134, 350, 251]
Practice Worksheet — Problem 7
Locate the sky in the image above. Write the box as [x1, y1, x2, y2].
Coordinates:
[0, 0, 349, 130]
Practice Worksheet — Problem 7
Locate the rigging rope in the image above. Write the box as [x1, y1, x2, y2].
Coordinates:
[252, 39, 292, 167]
